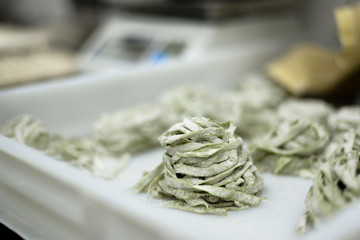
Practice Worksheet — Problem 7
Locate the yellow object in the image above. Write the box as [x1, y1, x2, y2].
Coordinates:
[267, 4, 360, 96]
[335, 4, 360, 56]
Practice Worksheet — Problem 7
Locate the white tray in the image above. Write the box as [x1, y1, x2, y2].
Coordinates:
[1, 47, 360, 240]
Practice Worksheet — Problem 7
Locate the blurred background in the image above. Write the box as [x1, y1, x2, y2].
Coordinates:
[0, 0, 357, 91]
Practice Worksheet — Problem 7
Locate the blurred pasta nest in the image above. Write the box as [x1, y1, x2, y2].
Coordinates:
[328, 106, 360, 133]
[133, 117, 264, 215]
[94, 104, 166, 155]
[251, 118, 329, 178]
[220, 75, 286, 139]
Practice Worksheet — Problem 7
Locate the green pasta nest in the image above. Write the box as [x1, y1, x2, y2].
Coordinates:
[95, 105, 166, 155]
[328, 106, 360, 132]
[251, 118, 329, 178]
[133, 117, 264, 215]
[296, 150, 360, 233]
[296, 129, 360, 233]
[1, 115, 130, 179]
[0, 114, 50, 150]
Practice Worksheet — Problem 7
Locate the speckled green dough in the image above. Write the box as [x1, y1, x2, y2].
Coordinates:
[158, 86, 221, 127]
[296, 150, 360, 234]
[0, 114, 50, 150]
[295, 108, 360, 233]
[94, 86, 222, 156]
[132, 117, 264, 215]
[95, 104, 166, 155]
[328, 106, 360, 132]
[1, 115, 130, 179]
[296, 128, 360, 233]
[277, 98, 333, 124]
[220, 74, 287, 139]
[251, 118, 329, 178]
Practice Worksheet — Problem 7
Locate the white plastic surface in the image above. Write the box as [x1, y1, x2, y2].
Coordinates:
[1, 46, 360, 240]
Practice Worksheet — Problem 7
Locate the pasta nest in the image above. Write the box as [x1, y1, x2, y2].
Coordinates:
[134, 117, 264, 215]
